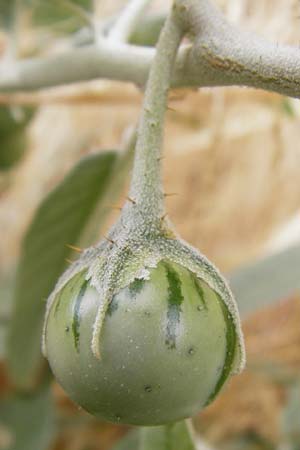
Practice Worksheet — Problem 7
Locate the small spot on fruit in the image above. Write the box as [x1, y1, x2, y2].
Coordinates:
[144, 385, 152, 393]
[188, 346, 195, 356]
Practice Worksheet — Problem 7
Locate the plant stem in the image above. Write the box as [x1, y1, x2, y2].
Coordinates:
[4, 0, 300, 99]
[139, 419, 198, 450]
[128, 2, 184, 222]
[108, 0, 153, 43]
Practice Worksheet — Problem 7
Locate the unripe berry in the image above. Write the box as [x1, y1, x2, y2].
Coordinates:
[44, 253, 243, 426]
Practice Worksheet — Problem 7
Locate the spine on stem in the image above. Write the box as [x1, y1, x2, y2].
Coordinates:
[127, 3, 184, 222]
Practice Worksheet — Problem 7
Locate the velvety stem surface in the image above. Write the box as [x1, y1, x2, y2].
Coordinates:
[128, 4, 184, 221]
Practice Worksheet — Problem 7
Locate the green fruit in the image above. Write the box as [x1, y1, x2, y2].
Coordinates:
[45, 259, 237, 426]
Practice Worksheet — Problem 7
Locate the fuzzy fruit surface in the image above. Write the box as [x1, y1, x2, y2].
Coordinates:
[45, 260, 236, 426]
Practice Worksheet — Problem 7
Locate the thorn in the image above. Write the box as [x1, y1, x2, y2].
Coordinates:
[66, 243, 83, 253]
[157, 156, 165, 162]
[108, 204, 122, 211]
[164, 192, 179, 197]
[167, 106, 177, 112]
[65, 258, 74, 264]
[126, 196, 136, 204]
[160, 213, 168, 221]
[104, 235, 116, 245]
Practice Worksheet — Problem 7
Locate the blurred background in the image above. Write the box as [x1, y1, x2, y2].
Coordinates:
[0, 0, 300, 449]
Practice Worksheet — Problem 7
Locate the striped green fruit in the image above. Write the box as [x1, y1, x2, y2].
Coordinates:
[45, 259, 238, 426]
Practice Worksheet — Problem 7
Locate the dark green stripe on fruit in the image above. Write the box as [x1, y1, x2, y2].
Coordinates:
[205, 293, 237, 405]
[72, 280, 88, 352]
[107, 279, 146, 316]
[54, 276, 78, 316]
[129, 278, 145, 297]
[190, 272, 207, 310]
[163, 262, 184, 349]
[107, 295, 119, 316]
[54, 289, 63, 316]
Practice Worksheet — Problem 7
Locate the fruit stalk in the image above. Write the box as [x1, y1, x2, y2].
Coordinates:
[127, 2, 184, 222]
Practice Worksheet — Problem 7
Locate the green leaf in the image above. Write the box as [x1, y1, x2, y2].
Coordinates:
[0, 0, 15, 29]
[0, 106, 35, 171]
[28, 0, 93, 34]
[0, 106, 34, 136]
[140, 421, 197, 450]
[112, 430, 140, 450]
[280, 98, 295, 118]
[0, 272, 14, 359]
[281, 381, 300, 446]
[6, 151, 118, 389]
[77, 135, 134, 247]
[229, 244, 300, 318]
[0, 384, 55, 450]
[130, 13, 165, 47]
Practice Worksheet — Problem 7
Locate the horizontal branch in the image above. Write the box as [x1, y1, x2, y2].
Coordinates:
[1, 0, 300, 98]
[0, 41, 154, 91]
[177, 0, 300, 98]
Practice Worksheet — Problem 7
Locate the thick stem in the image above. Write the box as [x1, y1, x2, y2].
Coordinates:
[3, 1, 300, 99]
[128, 3, 184, 222]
